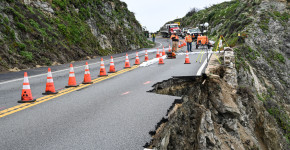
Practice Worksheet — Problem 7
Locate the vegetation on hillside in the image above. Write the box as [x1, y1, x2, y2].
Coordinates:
[170, 0, 290, 142]
[0, 0, 152, 72]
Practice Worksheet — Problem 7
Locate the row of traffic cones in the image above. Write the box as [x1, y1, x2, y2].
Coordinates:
[156, 47, 166, 58]
[18, 51, 155, 103]
[18, 46, 191, 103]
[178, 40, 187, 48]
[18, 48, 190, 103]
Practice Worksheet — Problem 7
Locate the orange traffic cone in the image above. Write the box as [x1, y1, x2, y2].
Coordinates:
[156, 48, 160, 58]
[184, 51, 191, 64]
[144, 50, 149, 62]
[18, 72, 36, 103]
[108, 56, 117, 73]
[42, 68, 58, 95]
[124, 53, 131, 68]
[66, 64, 78, 88]
[82, 62, 93, 84]
[99, 58, 108, 77]
[162, 46, 166, 56]
[168, 45, 171, 52]
[178, 41, 181, 48]
[159, 53, 164, 65]
[134, 52, 140, 65]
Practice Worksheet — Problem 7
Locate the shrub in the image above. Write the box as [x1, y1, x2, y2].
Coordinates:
[4, 7, 25, 20]
[53, 0, 68, 10]
[259, 13, 270, 32]
[274, 52, 285, 63]
[57, 24, 67, 35]
[79, 7, 90, 20]
[20, 51, 33, 62]
[16, 22, 27, 31]
[16, 42, 26, 50]
[29, 19, 40, 29]
[280, 12, 289, 22]
[265, 101, 290, 142]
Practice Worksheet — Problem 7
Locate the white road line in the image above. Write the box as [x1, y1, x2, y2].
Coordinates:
[196, 50, 212, 76]
[0, 45, 164, 85]
[156, 41, 163, 48]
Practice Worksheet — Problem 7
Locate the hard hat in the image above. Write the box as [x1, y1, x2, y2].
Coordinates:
[173, 31, 177, 33]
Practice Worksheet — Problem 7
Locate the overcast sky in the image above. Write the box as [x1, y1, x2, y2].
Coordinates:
[120, 0, 232, 32]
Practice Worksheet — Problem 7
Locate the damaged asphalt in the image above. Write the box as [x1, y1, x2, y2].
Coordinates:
[0, 37, 211, 149]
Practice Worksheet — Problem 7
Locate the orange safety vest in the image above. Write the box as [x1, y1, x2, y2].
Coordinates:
[170, 34, 179, 40]
[185, 35, 192, 43]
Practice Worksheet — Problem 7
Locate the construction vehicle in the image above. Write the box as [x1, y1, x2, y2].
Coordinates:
[181, 28, 188, 38]
[160, 23, 182, 38]
[187, 28, 201, 40]
[196, 36, 211, 49]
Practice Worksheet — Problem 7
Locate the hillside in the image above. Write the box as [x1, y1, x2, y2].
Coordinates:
[148, 0, 290, 149]
[0, 0, 152, 72]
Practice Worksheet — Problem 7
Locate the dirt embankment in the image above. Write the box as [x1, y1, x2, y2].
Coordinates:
[145, 52, 289, 150]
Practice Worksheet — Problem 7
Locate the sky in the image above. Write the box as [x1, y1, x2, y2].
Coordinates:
[120, 0, 232, 32]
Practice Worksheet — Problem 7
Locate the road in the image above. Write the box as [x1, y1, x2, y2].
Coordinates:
[0, 37, 212, 150]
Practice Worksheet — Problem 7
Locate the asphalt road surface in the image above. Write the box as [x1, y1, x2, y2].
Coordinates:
[0, 37, 212, 150]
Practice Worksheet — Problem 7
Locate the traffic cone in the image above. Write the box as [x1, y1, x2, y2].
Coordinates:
[82, 62, 93, 84]
[124, 53, 131, 68]
[156, 48, 160, 58]
[162, 46, 166, 56]
[168, 44, 171, 52]
[183, 41, 186, 46]
[18, 72, 36, 103]
[159, 53, 164, 65]
[42, 68, 58, 95]
[134, 52, 140, 65]
[66, 64, 78, 88]
[178, 41, 181, 48]
[144, 50, 149, 62]
[99, 58, 108, 77]
[172, 52, 176, 58]
[108, 56, 117, 73]
[184, 51, 191, 64]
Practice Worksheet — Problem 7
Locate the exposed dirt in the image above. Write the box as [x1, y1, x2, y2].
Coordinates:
[145, 65, 289, 150]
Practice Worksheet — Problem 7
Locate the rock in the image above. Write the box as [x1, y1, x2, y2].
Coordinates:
[160, 132, 170, 150]
[31, 1, 54, 14]
[224, 119, 238, 132]
[9, 67, 20, 72]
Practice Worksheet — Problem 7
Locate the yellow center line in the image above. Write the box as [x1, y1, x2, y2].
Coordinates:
[0, 65, 139, 118]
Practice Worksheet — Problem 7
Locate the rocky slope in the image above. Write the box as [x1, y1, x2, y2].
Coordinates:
[0, 0, 152, 72]
[146, 0, 289, 149]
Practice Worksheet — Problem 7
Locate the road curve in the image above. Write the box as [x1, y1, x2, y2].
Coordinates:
[0, 37, 211, 149]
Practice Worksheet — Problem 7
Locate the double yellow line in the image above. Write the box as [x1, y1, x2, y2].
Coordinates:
[0, 65, 139, 118]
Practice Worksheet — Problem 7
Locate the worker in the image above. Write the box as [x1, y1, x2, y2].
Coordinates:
[170, 31, 179, 52]
[238, 32, 242, 43]
[185, 33, 193, 52]
[152, 33, 156, 43]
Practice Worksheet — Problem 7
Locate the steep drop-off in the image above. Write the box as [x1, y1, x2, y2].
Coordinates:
[148, 0, 289, 149]
[0, 0, 152, 72]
